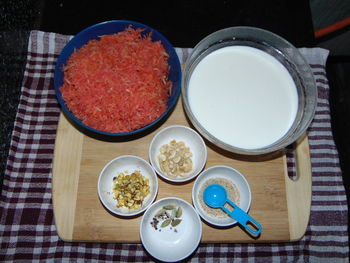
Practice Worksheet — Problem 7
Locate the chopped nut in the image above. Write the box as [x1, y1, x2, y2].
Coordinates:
[157, 140, 193, 178]
[112, 171, 150, 210]
[159, 154, 166, 162]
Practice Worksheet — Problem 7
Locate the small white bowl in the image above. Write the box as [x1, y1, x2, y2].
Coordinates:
[140, 197, 202, 262]
[149, 125, 207, 183]
[97, 155, 158, 217]
[192, 165, 251, 227]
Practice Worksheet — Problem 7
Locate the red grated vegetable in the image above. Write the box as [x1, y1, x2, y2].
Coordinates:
[60, 26, 172, 133]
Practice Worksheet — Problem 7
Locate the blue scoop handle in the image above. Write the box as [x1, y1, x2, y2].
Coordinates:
[221, 199, 262, 236]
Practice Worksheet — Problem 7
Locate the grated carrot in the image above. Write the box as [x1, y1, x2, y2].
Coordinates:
[60, 26, 172, 133]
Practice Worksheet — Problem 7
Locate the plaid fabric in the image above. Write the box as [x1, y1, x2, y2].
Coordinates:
[0, 30, 348, 262]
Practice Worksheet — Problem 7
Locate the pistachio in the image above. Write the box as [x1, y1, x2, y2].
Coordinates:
[112, 171, 150, 210]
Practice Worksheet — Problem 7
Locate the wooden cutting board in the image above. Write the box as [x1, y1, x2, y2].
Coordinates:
[52, 97, 311, 243]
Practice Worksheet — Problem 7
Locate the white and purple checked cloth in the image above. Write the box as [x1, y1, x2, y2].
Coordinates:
[0, 31, 348, 262]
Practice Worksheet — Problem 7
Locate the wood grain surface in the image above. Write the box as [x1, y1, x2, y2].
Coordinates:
[52, 97, 311, 243]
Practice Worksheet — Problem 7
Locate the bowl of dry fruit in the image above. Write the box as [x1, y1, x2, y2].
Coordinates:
[97, 155, 158, 217]
[149, 125, 207, 183]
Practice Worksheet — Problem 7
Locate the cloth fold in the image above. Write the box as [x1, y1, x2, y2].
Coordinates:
[0, 30, 348, 262]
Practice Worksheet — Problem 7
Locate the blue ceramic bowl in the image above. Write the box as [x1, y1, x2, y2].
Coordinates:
[54, 20, 181, 137]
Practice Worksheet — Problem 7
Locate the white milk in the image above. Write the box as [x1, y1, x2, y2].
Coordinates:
[188, 46, 298, 150]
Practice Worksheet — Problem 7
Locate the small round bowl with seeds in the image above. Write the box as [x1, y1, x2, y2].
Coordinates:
[97, 155, 158, 217]
[192, 165, 252, 227]
[149, 125, 207, 183]
[140, 197, 202, 262]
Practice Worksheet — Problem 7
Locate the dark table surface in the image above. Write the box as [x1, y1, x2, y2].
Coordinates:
[38, 1, 316, 47]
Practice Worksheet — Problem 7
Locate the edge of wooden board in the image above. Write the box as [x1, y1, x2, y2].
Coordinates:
[284, 135, 312, 241]
[52, 113, 83, 241]
[52, 112, 312, 242]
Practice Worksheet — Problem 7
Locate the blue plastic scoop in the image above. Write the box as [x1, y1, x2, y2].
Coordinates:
[203, 184, 262, 235]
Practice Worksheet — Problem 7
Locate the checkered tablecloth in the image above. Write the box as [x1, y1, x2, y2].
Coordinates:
[0, 30, 348, 262]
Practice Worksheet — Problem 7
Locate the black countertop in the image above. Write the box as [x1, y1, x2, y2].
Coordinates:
[38, 1, 315, 48]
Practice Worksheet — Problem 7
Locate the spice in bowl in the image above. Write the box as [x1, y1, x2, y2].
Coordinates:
[150, 204, 183, 233]
[112, 170, 150, 210]
[198, 177, 240, 218]
[157, 139, 193, 178]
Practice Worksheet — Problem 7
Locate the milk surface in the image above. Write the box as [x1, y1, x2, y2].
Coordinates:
[188, 46, 298, 149]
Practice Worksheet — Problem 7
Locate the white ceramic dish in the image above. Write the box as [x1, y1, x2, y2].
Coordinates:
[140, 197, 202, 262]
[97, 155, 158, 217]
[149, 125, 207, 183]
[192, 165, 251, 227]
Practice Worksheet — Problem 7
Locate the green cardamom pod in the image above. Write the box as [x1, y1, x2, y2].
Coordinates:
[175, 207, 182, 218]
[170, 208, 176, 219]
[171, 219, 182, 227]
[163, 205, 176, 210]
[161, 219, 171, 228]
